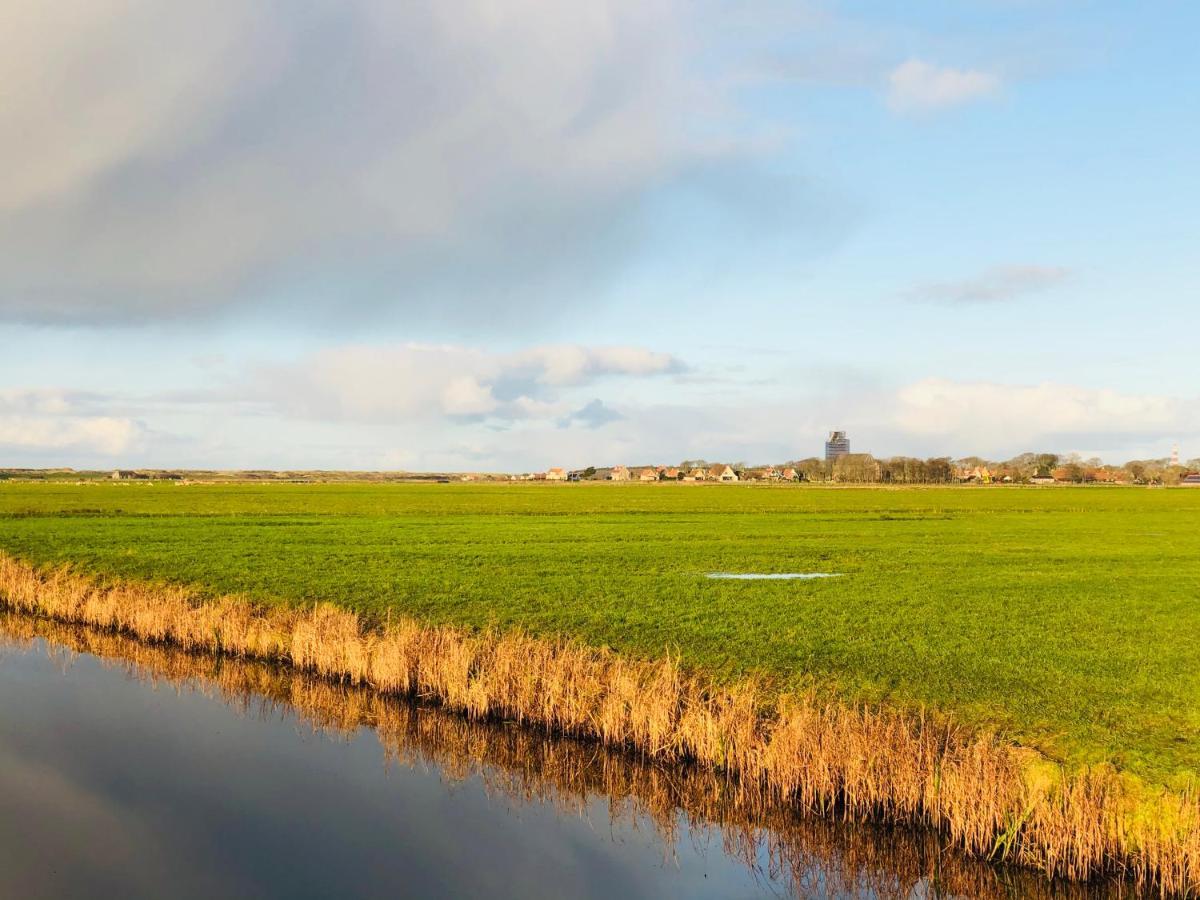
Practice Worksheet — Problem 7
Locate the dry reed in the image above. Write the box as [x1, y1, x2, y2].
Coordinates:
[0, 611, 1127, 900]
[0, 552, 1196, 895]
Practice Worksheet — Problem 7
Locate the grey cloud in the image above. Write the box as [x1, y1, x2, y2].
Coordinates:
[559, 399, 624, 430]
[906, 265, 1071, 304]
[0, 0, 837, 328]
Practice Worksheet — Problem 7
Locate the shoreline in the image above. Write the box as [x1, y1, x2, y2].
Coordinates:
[1, 608, 1126, 900]
[0, 551, 1196, 894]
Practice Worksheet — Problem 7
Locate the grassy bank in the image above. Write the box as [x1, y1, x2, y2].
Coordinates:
[1, 482, 1197, 783]
[4, 553, 1199, 892]
[1, 481, 1199, 888]
[0, 610, 1133, 900]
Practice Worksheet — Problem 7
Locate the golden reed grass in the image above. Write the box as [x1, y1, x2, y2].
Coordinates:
[0, 611, 1118, 900]
[0, 553, 1196, 896]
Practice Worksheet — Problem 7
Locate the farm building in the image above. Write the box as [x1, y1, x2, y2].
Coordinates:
[545, 467, 567, 481]
[608, 465, 631, 482]
[638, 468, 658, 482]
[958, 466, 993, 484]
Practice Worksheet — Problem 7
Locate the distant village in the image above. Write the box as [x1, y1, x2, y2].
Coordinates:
[5, 431, 1199, 486]
[491, 432, 1200, 487]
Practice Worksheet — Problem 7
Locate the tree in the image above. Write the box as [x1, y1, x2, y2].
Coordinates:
[792, 457, 827, 482]
[925, 457, 954, 483]
[1033, 454, 1060, 478]
[1124, 461, 1146, 483]
[833, 454, 880, 483]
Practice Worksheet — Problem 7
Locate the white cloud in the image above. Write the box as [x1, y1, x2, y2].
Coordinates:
[907, 265, 1070, 304]
[516, 345, 684, 386]
[893, 378, 1184, 448]
[238, 342, 684, 424]
[886, 59, 1000, 114]
[0, 390, 142, 455]
[4, 372, 1192, 470]
[440, 376, 498, 417]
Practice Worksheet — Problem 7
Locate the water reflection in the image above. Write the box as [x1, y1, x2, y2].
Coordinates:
[0, 612, 1128, 899]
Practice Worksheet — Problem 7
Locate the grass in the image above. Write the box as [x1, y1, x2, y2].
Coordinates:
[0, 481, 1197, 787]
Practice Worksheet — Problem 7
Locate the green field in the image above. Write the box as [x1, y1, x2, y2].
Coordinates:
[1, 482, 1197, 785]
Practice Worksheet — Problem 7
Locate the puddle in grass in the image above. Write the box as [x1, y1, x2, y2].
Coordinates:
[706, 572, 842, 581]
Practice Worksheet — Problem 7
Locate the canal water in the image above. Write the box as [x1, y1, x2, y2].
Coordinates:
[0, 612, 1123, 899]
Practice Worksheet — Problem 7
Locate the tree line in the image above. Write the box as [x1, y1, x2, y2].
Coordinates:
[674, 452, 1200, 485]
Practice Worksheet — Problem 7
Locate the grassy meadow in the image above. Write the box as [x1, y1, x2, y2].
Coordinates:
[1, 481, 1197, 785]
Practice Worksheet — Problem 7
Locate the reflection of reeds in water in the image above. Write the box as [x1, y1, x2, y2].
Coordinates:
[0, 554, 1196, 895]
[0, 611, 1118, 900]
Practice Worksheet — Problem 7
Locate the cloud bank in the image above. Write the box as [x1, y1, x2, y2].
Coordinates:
[0, 390, 142, 456]
[235, 343, 684, 425]
[7, 358, 1192, 470]
[0, 0, 794, 326]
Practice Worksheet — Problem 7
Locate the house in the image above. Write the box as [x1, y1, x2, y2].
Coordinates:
[638, 467, 658, 482]
[567, 471, 582, 482]
[663, 467, 680, 480]
[782, 467, 798, 482]
[958, 466, 992, 484]
[708, 464, 738, 482]
[761, 466, 780, 481]
[1029, 474, 1055, 485]
[1181, 474, 1200, 487]
[683, 467, 706, 482]
[608, 465, 631, 482]
[546, 467, 567, 481]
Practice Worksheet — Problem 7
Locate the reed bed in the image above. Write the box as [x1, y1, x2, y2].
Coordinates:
[1, 611, 1122, 900]
[0, 552, 1196, 896]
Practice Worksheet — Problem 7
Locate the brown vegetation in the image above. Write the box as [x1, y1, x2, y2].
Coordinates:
[1, 611, 1127, 899]
[0, 552, 1196, 895]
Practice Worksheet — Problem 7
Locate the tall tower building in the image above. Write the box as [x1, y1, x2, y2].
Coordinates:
[825, 431, 850, 462]
[1171, 444, 1180, 467]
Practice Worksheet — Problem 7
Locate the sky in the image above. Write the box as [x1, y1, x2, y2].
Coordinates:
[2, 0, 1197, 471]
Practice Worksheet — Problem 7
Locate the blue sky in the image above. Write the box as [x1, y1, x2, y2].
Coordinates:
[2, 0, 1197, 470]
